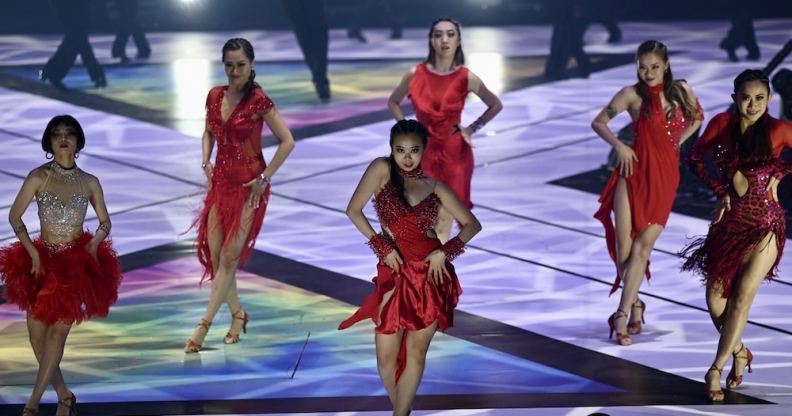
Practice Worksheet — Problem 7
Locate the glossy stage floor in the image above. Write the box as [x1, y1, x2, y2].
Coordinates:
[1, 20, 792, 416]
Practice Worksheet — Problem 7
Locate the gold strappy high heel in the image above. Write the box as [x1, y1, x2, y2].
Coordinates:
[705, 365, 725, 402]
[56, 392, 77, 416]
[184, 319, 211, 353]
[224, 310, 249, 344]
[726, 344, 753, 389]
[607, 309, 632, 346]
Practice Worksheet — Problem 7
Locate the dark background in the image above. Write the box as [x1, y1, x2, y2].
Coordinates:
[3, 0, 792, 34]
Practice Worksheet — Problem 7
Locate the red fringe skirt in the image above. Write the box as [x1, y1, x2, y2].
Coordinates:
[0, 232, 122, 325]
[681, 198, 785, 298]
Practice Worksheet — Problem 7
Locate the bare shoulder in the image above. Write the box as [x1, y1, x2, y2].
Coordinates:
[81, 170, 102, 189]
[369, 157, 391, 176]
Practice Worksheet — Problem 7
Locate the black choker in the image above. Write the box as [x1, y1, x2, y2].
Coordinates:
[54, 161, 76, 170]
[51, 161, 78, 177]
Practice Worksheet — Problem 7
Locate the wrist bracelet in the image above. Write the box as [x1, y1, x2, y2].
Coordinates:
[469, 117, 486, 133]
[201, 162, 210, 169]
[257, 172, 270, 185]
[440, 236, 466, 262]
[96, 222, 111, 235]
[367, 233, 396, 260]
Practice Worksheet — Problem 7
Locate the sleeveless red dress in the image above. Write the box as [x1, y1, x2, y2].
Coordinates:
[594, 83, 703, 294]
[408, 63, 474, 208]
[682, 112, 792, 298]
[339, 180, 463, 382]
[194, 86, 275, 283]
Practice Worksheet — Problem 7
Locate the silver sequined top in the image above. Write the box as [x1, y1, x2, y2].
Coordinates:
[37, 162, 89, 244]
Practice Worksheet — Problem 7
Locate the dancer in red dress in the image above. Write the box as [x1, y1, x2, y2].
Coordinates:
[681, 69, 792, 401]
[340, 120, 481, 416]
[388, 17, 501, 242]
[592, 40, 703, 345]
[0, 115, 121, 416]
[185, 38, 295, 353]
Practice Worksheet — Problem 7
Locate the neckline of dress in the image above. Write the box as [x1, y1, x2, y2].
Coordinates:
[424, 63, 464, 76]
[220, 86, 247, 125]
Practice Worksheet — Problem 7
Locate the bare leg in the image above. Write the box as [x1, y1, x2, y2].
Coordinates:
[707, 233, 776, 394]
[25, 320, 72, 411]
[393, 322, 437, 416]
[188, 205, 254, 348]
[27, 317, 70, 399]
[376, 330, 402, 406]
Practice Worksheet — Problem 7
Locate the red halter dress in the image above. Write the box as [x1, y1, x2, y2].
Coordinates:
[594, 83, 703, 294]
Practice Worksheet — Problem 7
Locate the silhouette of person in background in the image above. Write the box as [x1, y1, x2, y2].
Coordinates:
[110, 0, 151, 63]
[343, 0, 403, 43]
[719, 1, 760, 62]
[40, 0, 106, 89]
[281, 0, 331, 101]
[545, 0, 591, 80]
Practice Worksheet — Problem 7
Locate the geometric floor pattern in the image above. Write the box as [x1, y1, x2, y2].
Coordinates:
[1, 19, 792, 416]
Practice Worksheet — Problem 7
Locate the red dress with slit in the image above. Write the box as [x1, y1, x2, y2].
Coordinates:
[594, 83, 703, 294]
[339, 181, 463, 382]
[408, 63, 474, 208]
[194, 86, 275, 283]
[0, 163, 122, 325]
[681, 112, 792, 298]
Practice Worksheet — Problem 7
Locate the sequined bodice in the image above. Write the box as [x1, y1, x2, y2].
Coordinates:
[37, 163, 89, 243]
[205, 86, 274, 185]
[373, 181, 441, 260]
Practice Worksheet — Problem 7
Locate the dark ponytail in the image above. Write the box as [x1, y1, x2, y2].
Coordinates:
[388, 119, 429, 204]
[731, 69, 773, 163]
[222, 37, 260, 97]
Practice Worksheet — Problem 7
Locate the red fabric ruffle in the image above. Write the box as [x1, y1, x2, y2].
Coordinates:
[0, 232, 122, 325]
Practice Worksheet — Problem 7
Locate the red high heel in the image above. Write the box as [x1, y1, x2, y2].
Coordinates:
[705, 365, 725, 401]
[56, 392, 77, 416]
[607, 310, 632, 346]
[184, 319, 211, 353]
[627, 298, 646, 335]
[224, 310, 249, 344]
[726, 344, 753, 389]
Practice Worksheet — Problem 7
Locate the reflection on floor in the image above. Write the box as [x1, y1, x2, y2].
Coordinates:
[2, 20, 792, 416]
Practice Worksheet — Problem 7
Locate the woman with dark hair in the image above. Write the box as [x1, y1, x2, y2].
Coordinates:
[387, 17, 502, 243]
[682, 69, 792, 401]
[340, 119, 481, 416]
[592, 40, 703, 345]
[185, 38, 295, 353]
[0, 115, 122, 416]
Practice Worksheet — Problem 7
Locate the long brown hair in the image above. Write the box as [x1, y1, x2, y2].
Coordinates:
[731, 69, 773, 163]
[424, 18, 465, 68]
[634, 40, 697, 120]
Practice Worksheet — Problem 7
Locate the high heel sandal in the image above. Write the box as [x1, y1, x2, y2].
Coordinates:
[726, 344, 753, 389]
[184, 319, 211, 353]
[56, 392, 77, 416]
[224, 310, 249, 344]
[607, 309, 632, 346]
[705, 365, 725, 401]
[627, 299, 646, 335]
[21, 407, 38, 416]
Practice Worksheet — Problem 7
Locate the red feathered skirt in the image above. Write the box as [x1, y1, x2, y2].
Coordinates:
[0, 232, 122, 325]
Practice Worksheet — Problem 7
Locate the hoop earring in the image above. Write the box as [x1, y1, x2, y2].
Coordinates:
[75, 152, 80, 159]
[45, 152, 53, 160]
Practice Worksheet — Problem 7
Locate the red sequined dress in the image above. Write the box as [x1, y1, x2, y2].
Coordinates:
[681, 112, 792, 298]
[339, 179, 463, 381]
[0, 162, 122, 325]
[408, 63, 474, 208]
[594, 83, 704, 294]
[194, 86, 274, 283]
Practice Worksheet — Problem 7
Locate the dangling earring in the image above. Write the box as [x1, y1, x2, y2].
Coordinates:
[75, 152, 80, 159]
[45, 152, 53, 160]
